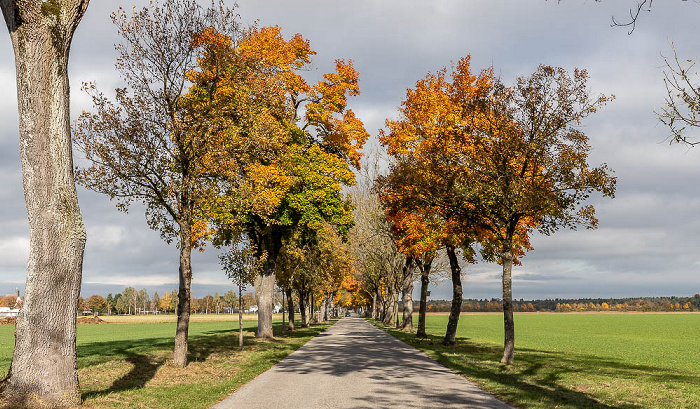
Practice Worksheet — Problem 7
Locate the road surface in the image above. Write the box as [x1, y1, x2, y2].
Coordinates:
[210, 317, 515, 409]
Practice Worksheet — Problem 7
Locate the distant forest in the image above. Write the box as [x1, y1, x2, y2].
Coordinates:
[426, 295, 700, 313]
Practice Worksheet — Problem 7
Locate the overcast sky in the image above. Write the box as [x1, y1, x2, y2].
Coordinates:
[2, 1, 700, 301]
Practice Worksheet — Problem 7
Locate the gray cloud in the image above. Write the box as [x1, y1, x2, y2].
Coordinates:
[2, 0, 700, 299]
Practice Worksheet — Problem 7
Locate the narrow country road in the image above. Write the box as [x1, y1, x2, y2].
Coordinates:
[210, 317, 515, 409]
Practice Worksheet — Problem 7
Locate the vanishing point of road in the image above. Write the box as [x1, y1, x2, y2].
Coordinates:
[210, 317, 515, 409]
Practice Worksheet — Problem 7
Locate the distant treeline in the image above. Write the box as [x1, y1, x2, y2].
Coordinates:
[426, 294, 700, 312]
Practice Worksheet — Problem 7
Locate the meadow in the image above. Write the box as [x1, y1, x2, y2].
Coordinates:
[0, 314, 330, 408]
[377, 312, 700, 409]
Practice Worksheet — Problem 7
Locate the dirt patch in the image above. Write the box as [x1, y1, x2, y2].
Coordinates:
[0, 317, 16, 325]
[77, 316, 108, 324]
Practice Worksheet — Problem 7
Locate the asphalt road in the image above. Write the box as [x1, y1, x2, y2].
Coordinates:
[210, 317, 515, 409]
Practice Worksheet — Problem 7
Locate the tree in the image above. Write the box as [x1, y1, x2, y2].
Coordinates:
[222, 290, 237, 313]
[115, 296, 127, 315]
[85, 295, 106, 314]
[378, 60, 488, 343]
[153, 292, 160, 313]
[213, 292, 221, 314]
[220, 240, 260, 349]
[658, 45, 700, 148]
[187, 25, 367, 338]
[138, 288, 150, 313]
[122, 286, 137, 315]
[379, 59, 615, 361]
[105, 293, 114, 315]
[73, 0, 236, 367]
[349, 177, 406, 324]
[159, 292, 172, 313]
[466, 65, 615, 363]
[0, 295, 17, 308]
[0, 0, 89, 405]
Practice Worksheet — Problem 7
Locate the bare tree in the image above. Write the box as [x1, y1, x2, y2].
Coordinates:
[0, 0, 89, 406]
[73, 0, 237, 367]
[658, 44, 700, 146]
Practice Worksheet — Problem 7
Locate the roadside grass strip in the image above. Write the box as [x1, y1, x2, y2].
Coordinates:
[0, 318, 333, 409]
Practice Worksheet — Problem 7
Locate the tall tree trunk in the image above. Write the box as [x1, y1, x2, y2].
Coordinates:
[254, 267, 275, 338]
[371, 292, 377, 319]
[253, 231, 281, 338]
[0, 1, 89, 406]
[238, 282, 243, 350]
[501, 238, 515, 364]
[286, 288, 295, 331]
[401, 257, 416, 331]
[382, 286, 394, 326]
[443, 245, 462, 346]
[416, 256, 433, 338]
[173, 220, 193, 367]
[298, 289, 309, 327]
[393, 291, 400, 328]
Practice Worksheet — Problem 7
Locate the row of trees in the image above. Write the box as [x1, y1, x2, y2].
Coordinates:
[425, 294, 700, 312]
[1, 0, 366, 404]
[78, 289, 258, 315]
[1, 0, 696, 405]
[350, 58, 617, 364]
[70, 0, 367, 370]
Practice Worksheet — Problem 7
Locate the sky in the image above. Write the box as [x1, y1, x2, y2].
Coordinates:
[1, 0, 700, 301]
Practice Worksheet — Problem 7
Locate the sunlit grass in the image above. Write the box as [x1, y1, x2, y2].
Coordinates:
[373, 312, 700, 409]
[0, 317, 331, 409]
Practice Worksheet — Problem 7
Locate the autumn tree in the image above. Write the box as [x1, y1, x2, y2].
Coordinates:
[0, 0, 90, 405]
[159, 292, 173, 313]
[73, 0, 236, 367]
[0, 295, 17, 308]
[186, 26, 367, 338]
[379, 60, 490, 344]
[85, 295, 106, 314]
[465, 65, 615, 363]
[277, 227, 351, 327]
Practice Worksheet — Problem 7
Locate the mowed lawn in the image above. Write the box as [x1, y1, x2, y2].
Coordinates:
[0, 315, 330, 408]
[380, 312, 700, 409]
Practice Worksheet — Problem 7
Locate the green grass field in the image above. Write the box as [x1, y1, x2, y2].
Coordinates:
[0, 316, 331, 408]
[377, 312, 700, 409]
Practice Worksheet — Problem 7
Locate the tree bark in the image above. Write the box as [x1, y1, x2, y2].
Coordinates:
[381, 286, 394, 326]
[501, 238, 515, 364]
[321, 294, 330, 322]
[443, 245, 462, 346]
[253, 230, 281, 338]
[238, 282, 243, 350]
[393, 291, 400, 328]
[286, 288, 295, 331]
[401, 256, 416, 331]
[371, 292, 377, 320]
[416, 256, 433, 338]
[298, 289, 309, 327]
[254, 268, 275, 338]
[0, 1, 89, 406]
[173, 220, 193, 367]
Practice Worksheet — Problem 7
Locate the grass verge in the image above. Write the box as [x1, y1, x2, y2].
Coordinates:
[369, 313, 700, 409]
[0, 318, 333, 409]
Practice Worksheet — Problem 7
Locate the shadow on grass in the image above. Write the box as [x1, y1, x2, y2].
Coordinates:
[373, 320, 700, 409]
[78, 320, 332, 401]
